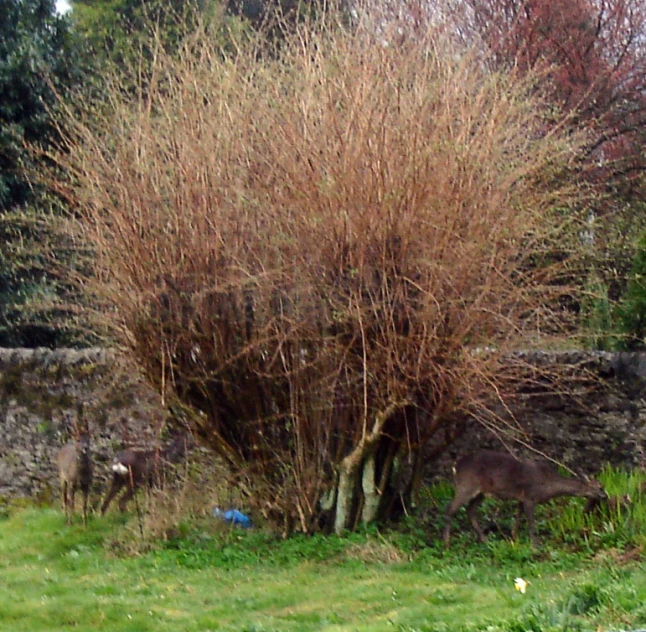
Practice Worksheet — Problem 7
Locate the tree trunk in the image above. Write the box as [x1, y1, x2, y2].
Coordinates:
[334, 444, 363, 535]
[333, 401, 408, 534]
[360, 449, 379, 524]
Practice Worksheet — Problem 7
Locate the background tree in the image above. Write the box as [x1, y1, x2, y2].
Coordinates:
[0, 0, 82, 207]
[438, 0, 646, 347]
[70, 0, 227, 66]
[0, 0, 91, 346]
[445, 0, 646, 184]
[57, 18, 585, 533]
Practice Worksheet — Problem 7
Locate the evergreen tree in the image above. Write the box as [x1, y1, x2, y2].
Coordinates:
[0, 0, 83, 207]
[0, 0, 90, 346]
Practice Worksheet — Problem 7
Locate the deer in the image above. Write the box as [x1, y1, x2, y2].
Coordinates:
[57, 431, 93, 526]
[443, 450, 607, 547]
[100, 432, 190, 515]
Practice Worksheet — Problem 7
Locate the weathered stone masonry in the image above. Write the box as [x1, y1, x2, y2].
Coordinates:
[442, 351, 646, 475]
[0, 348, 165, 500]
[1, 348, 645, 500]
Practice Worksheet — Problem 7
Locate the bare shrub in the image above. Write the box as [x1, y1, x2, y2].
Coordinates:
[56, 15, 585, 534]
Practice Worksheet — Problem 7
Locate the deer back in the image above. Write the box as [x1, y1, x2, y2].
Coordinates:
[454, 450, 606, 504]
[454, 451, 533, 499]
[58, 434, 93, 493]
[112, 448, 154, 484]
[111, 432, 190, 486]
[57, 443, 80, 483]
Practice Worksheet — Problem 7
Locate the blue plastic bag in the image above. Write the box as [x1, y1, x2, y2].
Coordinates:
[212, 507, 253, 529]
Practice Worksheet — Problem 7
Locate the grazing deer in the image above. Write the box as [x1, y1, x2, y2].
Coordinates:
[100, 433, 190, 514]
[443, 450, 607, 547]
[57, 432, 93, 525]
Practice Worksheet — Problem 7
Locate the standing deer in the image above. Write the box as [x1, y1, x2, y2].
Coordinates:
[57, 431, 93, 525]
[443, 450, 607, 547]
[100, 433, 190, 514]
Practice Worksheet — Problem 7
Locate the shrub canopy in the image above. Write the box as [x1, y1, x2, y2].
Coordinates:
[59, 18, 584, 532]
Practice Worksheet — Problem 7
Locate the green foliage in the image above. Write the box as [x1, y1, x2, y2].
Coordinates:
[616, 231, 646, 349]
[71, 0, 225, 67]
[579, 201, 646, 351]
[158, 528, 356, 569]
[0, 0, 95, 346]
[582, 465, 646, 549]
[579, 272, 618, 350]
[0, 0, 85, 208]
[0, 202, 96, 346]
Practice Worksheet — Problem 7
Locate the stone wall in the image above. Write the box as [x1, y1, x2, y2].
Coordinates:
[438, 351, 646, 476]
[1, 349, 645, 502]
[0, 348, 166, 501]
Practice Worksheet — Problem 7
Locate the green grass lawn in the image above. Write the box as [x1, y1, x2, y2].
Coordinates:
[1, 505, 645, 632]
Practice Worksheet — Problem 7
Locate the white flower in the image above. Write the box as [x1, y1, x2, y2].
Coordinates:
[514, 577, 528, 594]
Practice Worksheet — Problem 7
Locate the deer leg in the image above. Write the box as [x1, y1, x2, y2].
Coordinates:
[512, 502, 524, 540]
[82, 488, 89, 526]
[466, 495, 486, 543]
[522, 500, 538, 547]
[60, 481, 68, 515]
[69, 487, 76, 524]
[118, 483, 136, 512]
[100, 476, 124, 515]
[62, 482, 73, 524]
[443, 499, 462, 545]
[444, 487, 480, 545]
